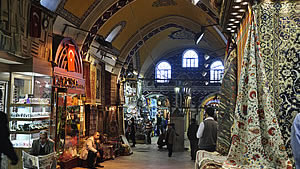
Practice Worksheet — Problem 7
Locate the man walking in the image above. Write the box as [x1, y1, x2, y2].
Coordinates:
[187, 119, 199, 160]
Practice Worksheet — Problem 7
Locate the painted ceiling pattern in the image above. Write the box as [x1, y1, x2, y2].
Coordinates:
[152, 0, 178, 7]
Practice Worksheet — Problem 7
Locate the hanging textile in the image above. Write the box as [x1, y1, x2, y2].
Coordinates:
[217, 48, 237, 155]
[222, 11, 291, 168]
[255, 1, 299, 160]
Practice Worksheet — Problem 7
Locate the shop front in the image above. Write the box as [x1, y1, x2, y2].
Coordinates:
[51, 37, 85, 168]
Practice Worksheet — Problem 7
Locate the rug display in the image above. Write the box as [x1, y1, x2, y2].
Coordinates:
[216, 48, 237, 155]
[195, 150, 226, 169]
[255, 1, 300, 159]
[222, 11, 291, 168]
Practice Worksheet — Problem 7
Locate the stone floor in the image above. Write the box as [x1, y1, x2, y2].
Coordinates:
[73, 137, 195, 169]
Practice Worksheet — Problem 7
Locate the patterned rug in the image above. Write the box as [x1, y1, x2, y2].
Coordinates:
[217, 49, 237, 156]
[255, 1, 300, 161]
[222, 9, 291, 168]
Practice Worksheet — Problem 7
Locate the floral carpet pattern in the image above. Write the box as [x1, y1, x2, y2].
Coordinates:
[222, 11, 291, 168]
[255, 1, 300, 160]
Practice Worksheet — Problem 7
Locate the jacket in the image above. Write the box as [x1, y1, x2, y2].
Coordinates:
[165, 127, 176, 144]
[80, 136, 97, 160]
[187, 123, 199, 141]
[29, 139, 55, 156]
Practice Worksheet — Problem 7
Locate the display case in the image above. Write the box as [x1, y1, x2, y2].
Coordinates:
[9, 72, 51, 148]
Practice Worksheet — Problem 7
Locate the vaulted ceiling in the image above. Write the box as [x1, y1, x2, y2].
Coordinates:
[52, 0, 226, 78]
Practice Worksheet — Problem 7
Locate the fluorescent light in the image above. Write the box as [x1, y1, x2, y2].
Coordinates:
[228, 23, 234, 26]
[234, 20, 240, 23]
[231, 12, 239, 15]
[234, 0, 243, 2]
[227, 27, 232, 30]
[241, 2, 248, 5]
[229, 19, 236, 21]
[238, 9, 246, 12]
[195, 32, 205, 45]
[236, 15, 243, 18]
[233, 5, 241, 8]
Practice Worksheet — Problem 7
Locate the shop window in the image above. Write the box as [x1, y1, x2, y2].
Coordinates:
[210, 61, 224, 83]
[156, 61, 171, 83]
[182, 49, 198, 68]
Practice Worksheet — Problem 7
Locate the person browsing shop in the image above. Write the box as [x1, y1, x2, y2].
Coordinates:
[197, 107, 218, 152]
[0, 111, 18, 168]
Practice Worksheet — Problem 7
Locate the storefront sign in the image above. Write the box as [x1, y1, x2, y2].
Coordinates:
[52, 37, 85, 93]
[53, 74, 84, 89]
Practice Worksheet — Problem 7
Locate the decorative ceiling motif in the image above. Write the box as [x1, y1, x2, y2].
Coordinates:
[56, 0, 101, 26]
[120, 23, 193, 77]
[168, 29, 195, 40]
[81, 0, 134, 59]
[152, 0, 177, 7]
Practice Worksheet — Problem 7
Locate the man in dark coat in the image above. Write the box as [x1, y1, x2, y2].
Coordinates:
[187, 118, 199, 160]
[0, 111, 18, 168]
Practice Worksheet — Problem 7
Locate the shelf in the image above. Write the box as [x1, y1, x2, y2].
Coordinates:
[10, 116, 50, 121]
[10, 129, 49, 134]
[10, 103, 51, 107]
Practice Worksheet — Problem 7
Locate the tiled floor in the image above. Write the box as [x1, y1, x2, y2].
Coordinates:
[73, 138, 195, 169]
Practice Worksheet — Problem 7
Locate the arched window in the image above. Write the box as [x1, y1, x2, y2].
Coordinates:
[210, 61, 224, 83]
[182, 49, 198, 68]
[156, 61, 171, 83]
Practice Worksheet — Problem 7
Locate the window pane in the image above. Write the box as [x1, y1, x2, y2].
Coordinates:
[191, 59, 194, 67]
[182, 50, 198, 68]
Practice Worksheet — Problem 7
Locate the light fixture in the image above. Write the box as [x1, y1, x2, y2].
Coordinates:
[241, 2, 248, 5]
[233, 5, 241, 8]
[234, 20, 240, 23]
[202, 72, 207, 77]
[236, 15, 243, 18]
[205, 81, 209, 85]
[204, 63, 209, 68]
[174, 87, 180, 94]
[234, 0, 243, 2]
[227, 27, 232, 30]
[204, 54, 210, 60]
[194, 24, 219, 45]
[231, 12, 239, 15]
[238, 9, 246, 12]
[229, 18, 236, 21]
[228, 23, 234, 26]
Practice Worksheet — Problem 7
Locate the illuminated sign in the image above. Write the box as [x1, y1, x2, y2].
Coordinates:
[53, 75, 84, 89]
[67, 45, 75, 72]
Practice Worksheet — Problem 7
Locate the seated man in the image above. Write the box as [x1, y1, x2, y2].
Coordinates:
[29, 130, 56, 169]
[80, 132, 104, 168]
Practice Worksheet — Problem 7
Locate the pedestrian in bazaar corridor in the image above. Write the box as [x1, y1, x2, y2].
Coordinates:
[291, 113, 300, 169]
[187, 118, 199, 161]
[129, 117, 136, 147]
[197, 107, 218, 152]
[0, 111, 18, 168]
[165, 123, 177, 157]
[80, 132, 104, 168]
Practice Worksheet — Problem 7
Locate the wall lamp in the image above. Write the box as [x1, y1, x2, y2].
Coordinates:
[194, 24, 219, 45]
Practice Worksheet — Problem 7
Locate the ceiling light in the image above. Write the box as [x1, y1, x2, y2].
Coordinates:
[233, 5, 241, 8]
[204, 63, 209, 68]
[241, 2, 248, 5]
[202, 72, 207, 77]
[236, 15, 243, 18]
[229, 19, 236, 21]
[204, 54, 210, 60]
[230, 30, 235, 32]
[205, 81, 209, 85]
[238, 9, 246, 12]
[228, 23, 234, 26]
[195, 31, 205, 45]
[227, 27, 232, 30]
[234, 20, 240, 23]
[234, 0, 243, 2]
[231, 25, 237, 28]
[231, 12, 239, 15]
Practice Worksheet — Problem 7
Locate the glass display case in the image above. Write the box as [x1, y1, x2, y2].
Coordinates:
[9, 72, 51, 148]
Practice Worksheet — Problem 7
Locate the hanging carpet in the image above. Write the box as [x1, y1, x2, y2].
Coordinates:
[222, 9, 292, 168]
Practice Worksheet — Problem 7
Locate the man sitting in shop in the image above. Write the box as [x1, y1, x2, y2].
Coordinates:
[29, 130, 56, 169]
[80, 132, 104, 168]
